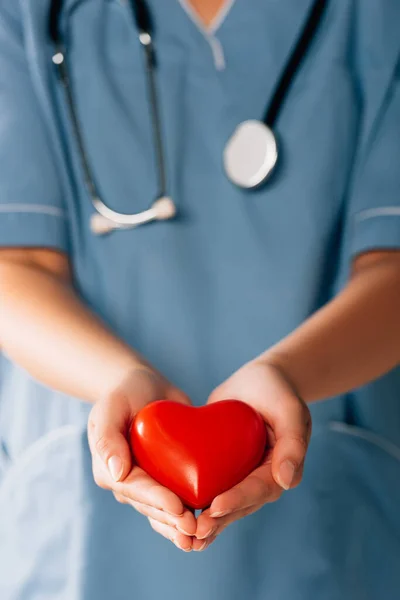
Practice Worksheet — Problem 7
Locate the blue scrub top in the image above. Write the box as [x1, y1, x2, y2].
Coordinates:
[0, 1, 400, 598]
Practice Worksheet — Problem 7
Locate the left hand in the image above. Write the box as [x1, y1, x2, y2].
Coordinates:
[193, 359, 312, 551]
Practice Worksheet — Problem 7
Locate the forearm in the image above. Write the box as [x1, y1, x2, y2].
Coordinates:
[263, 252, 400, 403]
[0, 257, 145, 403]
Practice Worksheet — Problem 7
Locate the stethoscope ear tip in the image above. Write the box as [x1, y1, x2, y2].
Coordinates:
[90, 213, 119, 236]
[152, 196, 177, 220]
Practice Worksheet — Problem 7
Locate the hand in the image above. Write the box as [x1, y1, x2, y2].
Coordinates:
[88, 366, 197, 552]
[193, 360, 312, 549]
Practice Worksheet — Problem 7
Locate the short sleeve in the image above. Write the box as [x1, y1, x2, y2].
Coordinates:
[348, 59, 400, 258]
[0, 5, 69, 252]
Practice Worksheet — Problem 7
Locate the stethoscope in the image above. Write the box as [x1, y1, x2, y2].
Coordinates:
[49, 0, 327, 235]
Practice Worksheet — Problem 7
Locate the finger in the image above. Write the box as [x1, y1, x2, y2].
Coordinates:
[195, 506, 259, 543]
[289, 460, 305, 489]
[91, 451, 116, 490]
[165, 385, 192, 407]
[119, 498, 197, 536]
[148, 518, 193, 552]
[194, 511, 219, 540]
[88, 400, 132, 483]
[191, 534, 218, 552]
[208, 462, 282, 519]
[270, 401, 311, 491]
[115, 467, 185, 517]
[94, 460, 191, 520]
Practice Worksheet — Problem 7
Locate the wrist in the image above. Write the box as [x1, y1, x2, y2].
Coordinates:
[258, 352, 306, 404]
[100, 355, 157, 402]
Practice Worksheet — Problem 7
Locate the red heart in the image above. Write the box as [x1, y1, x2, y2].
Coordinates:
[130, 400, 267, 510]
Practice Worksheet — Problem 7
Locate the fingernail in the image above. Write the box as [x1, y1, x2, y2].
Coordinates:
[108, 456, 123, 482]
[209, 510, 231, 518]
[166, 509, 184, 517]
[174, 540, 192, 552]
[279, 459, 296, 490]
[194, 540, 208, 552]
[177, 526, 193, 536]
[196, 527, 216, 540]
[195, 535, 217, 552]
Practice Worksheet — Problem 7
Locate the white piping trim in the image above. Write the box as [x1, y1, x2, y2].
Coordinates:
[0, 425, 84, 503]
[177, 0, 232, 70]
[356, 207, 400, 222]
[208, 0, 237, 34]
[209, 37, 226, 71]
[177, 0, 211, 36]
[0, 204, 67, 218]
[329, 421, 400, 464]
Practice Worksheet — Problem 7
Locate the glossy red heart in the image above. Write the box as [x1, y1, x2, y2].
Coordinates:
[130, 400, 267, 510]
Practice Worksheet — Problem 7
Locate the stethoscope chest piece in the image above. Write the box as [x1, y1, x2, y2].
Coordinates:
[224, 120, 278, 189]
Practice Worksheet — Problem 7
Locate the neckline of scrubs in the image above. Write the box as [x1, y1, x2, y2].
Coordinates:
[176, 0, 237, 70]
[176, 0, 237, 34]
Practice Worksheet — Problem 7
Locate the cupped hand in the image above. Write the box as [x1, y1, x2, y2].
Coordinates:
[193, 360, 311, 550]
[88, 367, 197, 552]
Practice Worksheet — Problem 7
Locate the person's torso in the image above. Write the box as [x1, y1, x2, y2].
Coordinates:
[1, 3, 400, 599]
[1, 0, 399, 464]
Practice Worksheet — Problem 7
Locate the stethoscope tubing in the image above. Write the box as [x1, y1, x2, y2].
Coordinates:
[264, 0, 328, 128]
[49, 0, 328, 234]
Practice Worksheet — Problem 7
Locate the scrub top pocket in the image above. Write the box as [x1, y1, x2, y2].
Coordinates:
[0, 425, 88, 600]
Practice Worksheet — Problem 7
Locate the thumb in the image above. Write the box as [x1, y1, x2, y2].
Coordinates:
[207, 381, 233, 405]
[271, 402, 311, 491]
[165, 385, 192, 406]
[89, 399, 133, 483]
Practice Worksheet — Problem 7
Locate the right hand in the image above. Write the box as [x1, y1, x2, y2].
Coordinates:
[88, 366, 197, 552]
